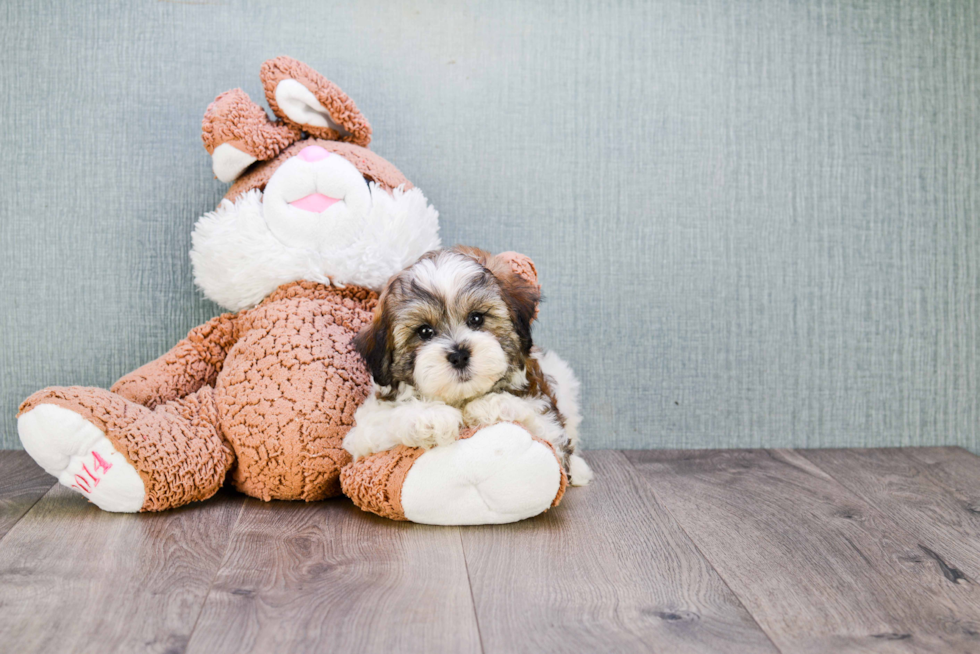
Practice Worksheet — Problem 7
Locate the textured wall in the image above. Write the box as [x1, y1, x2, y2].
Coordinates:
[2, 0, 978, 450]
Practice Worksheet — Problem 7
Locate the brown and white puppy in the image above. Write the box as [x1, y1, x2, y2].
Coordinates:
[342, 247, 592, 486]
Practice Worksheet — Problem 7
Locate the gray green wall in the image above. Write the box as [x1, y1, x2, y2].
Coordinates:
[2, 0, 978, 450]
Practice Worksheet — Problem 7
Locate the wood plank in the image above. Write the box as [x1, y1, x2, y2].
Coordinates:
[460, 451, 779, 654]
[0, 450, 55, 541]
[186, 497, 481, 654]
[903, 447, 980, 508]
[627, 449, 980, 653]
[0, 485, 244, 654]
[800, 447, 980, 584]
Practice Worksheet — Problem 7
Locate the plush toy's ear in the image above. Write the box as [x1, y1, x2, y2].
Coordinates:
[202, 88, 301, 183]
[495, 252, 540, 292]
[260, 56, 372, 148]
[354, 308, 393, 388]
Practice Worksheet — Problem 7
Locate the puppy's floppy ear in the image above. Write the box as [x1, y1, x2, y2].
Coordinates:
[492, 252, 541, 356]
[450, 246, 541, 354]
[354, 305, 393, 387]
[498, 266, 540, 356]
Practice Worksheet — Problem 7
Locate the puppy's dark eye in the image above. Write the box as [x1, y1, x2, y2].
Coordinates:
[466, 312, 484, 328]
[417, 325, 435, 341]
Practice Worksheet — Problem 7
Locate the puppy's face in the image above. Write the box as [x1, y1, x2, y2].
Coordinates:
[355, 248, 539, 405]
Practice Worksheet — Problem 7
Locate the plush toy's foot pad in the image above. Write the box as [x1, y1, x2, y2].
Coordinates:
[18, 404, 145, 512]
[401, 422, 563, 526]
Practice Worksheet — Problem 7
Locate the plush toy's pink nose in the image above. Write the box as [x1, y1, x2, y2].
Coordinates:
[298, 145, 331, 162]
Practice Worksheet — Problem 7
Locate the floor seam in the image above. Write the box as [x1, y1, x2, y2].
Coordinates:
[457, 528, 487, 654]
[0, 481, 57, 547]
[618, 450, 785, 654]
[182, 498, 248, 654]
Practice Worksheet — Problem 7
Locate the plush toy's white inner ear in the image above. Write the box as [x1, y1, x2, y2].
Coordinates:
[212, 143, 257, 183]
[275, 79, 351, 137]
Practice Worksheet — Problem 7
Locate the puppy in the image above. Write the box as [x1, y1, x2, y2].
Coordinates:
[343, 246, 592, 486]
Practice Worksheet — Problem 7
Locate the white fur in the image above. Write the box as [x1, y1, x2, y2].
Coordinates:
[343, 383, 463, 460]
[533, 349, 591, 485]
[410, 252, 484, 300]
[346, 380, 593, 483]
[400, 422, 561, 525]
[568, 453, 594, 486]
[462, 392, 566, 451]
[533, 350, 582, 449]
[461, 388, 592, 486]
[191, 183, 441, 311]
[18, 404, 145, 512]
[414, 331, 508, 405]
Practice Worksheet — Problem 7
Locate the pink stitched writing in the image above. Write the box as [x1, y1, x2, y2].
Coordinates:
[71, 451, 113, 494]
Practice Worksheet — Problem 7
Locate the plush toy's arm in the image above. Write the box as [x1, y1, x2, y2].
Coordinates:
[111, 313, 240, 409]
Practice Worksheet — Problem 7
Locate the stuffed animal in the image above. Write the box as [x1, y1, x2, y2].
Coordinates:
[17, 57, 578, 525]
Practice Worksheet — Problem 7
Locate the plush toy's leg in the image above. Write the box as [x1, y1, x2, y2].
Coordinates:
[18, 386, 234, 512]
[341, 422, 567, 525]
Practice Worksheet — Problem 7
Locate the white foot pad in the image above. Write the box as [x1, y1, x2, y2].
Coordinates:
[18, 404, 146, 512]
[401, 422, 561, 525]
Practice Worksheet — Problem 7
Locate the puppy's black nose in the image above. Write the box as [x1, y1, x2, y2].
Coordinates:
[447, 345, 471, 370]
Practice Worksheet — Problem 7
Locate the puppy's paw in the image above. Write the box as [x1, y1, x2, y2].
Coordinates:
[407, 404, 464, 449]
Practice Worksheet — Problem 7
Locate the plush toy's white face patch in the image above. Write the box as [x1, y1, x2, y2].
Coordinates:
[261, 145, 371, 251]
[190, 155, 441, 312]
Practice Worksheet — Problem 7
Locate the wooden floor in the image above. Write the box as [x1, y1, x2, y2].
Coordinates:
[2, 448, 980, 653]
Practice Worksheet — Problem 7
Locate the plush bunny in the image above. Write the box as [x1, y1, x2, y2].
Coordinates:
[17, 57, 575, 525]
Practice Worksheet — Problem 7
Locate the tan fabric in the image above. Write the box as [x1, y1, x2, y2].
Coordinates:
[19, 386, 234, 512]
[338, 424, 567, 521]
[201, 88, 301, 159]
[218, 281, 376, 502]
[340, 445, 426, 521]
[202, 58, 411, 198]
[20, 281, 377, 511]
[496, 251, 541, 320]
[496, 251, 540, 290]
[260, 56, 373, 147]
[223, 138, 413, 202]
[536, 436, 568, 507]
[112, 312, 239, 409]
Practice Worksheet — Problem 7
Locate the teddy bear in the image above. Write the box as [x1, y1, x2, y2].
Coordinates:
[17, 56, 577, 525]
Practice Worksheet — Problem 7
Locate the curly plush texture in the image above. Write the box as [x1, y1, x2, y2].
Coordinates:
[21, 281, 377, 509]
[19, 386, 234, 512]
[18, 55, 580, 522]
[217, 282, 376, 501]
[341, 426, 568, 521]
[261, 56, 373, 147]
[497, 251, 540, 290]
[111, 313, 239, 408]
[340, 444, 426, 520]
[201, 88, 301, 159]
[223, 139, 412, 201]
